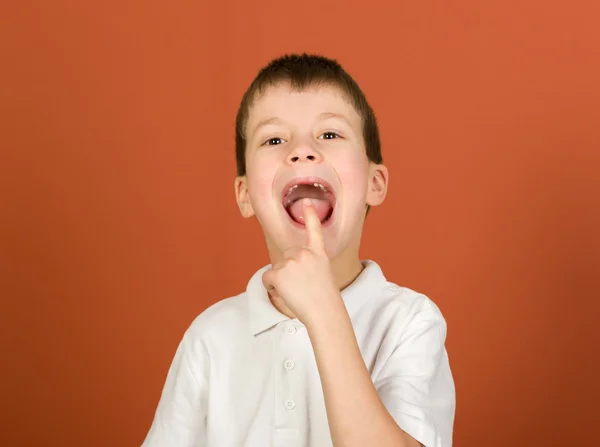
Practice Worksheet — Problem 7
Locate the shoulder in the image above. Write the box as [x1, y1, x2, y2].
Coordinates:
[370, 280, 448, 348]
[379, 280, 446, 323]
[370, 281, 452, 391]
[356, 261, 446, 327]
[184, 292, 250, 342]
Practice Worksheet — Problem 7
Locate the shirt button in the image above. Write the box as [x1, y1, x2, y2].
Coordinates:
[285, 399, 296, 410]
[284, 358, 295, 371]
[286, 326, 297, 334]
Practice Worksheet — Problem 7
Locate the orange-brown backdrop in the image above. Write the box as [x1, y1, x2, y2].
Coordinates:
[1, 1, 599, 446]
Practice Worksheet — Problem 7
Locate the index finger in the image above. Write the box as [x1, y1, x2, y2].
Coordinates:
[302, 198, 325, 251]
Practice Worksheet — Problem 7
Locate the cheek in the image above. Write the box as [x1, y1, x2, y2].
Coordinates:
[246, 157, 278, 212]
[334, 154, 369, 200]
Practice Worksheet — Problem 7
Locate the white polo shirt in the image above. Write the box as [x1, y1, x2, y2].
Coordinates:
[141, 260, 455, 447]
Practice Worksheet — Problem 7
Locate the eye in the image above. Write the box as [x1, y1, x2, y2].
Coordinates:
[264, 137, 286, 146]
[319, 132, 341, 140]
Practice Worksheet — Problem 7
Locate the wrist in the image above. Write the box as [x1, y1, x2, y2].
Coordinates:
[304, 292, 348, 332]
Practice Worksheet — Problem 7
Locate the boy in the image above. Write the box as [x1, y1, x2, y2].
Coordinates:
[142, 54, 455, 447]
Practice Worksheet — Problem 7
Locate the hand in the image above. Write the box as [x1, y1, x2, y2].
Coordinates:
[262, 198, 341, 326]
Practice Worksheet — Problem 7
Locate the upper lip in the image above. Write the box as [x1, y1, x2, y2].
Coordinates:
[280, 176, 337, 208]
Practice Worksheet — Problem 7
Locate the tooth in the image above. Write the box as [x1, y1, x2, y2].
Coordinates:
[286, 185, 298, 196]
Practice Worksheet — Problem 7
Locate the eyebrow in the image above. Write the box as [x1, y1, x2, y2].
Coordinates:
[249, 112, 353, 139]
[317, 112, 352, 125]
[250, 117, 285, 138]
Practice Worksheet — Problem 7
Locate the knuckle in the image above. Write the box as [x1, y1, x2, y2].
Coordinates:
[298, 249, 311, 261]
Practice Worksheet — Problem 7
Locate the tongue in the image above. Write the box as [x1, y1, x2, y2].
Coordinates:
[288, 198, 332, 224]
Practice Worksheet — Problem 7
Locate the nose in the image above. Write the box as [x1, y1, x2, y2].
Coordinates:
[286, 142, 323, 165]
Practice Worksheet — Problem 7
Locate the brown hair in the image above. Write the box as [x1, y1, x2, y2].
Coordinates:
[235, 53, 382, 176]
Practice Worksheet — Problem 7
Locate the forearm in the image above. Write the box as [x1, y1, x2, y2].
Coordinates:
[305, 299, 416, 447]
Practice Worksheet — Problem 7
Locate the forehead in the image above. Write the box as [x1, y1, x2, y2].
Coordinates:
[245, 83, 362, 135]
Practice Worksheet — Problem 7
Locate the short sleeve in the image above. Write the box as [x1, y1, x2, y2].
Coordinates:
[374, 297, 455, 447]
[141, 326, 209, 447]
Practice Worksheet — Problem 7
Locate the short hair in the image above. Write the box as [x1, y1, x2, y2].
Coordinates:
[235, 53, 382, 176]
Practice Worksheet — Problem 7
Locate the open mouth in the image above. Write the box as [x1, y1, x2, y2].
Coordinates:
[281, 177, 336, 226]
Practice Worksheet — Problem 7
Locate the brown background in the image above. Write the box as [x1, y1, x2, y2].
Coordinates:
[1, 1, 599, 446]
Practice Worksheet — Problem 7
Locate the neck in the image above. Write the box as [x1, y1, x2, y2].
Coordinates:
[330, 253, 364, 291]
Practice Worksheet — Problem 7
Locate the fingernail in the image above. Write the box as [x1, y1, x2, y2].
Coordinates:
[303, 198, 312, 205]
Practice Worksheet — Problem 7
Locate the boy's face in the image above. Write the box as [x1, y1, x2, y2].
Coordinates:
[235, 83, 388, 263]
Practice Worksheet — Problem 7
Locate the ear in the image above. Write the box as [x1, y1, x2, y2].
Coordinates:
[365, 163, 388, 207]
[235, 176, 255, 218]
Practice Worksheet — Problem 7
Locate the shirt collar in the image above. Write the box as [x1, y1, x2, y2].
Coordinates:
[247, 260, 387, 336]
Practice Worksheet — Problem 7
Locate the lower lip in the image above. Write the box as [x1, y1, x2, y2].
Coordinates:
[283, 205, 336, 229]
